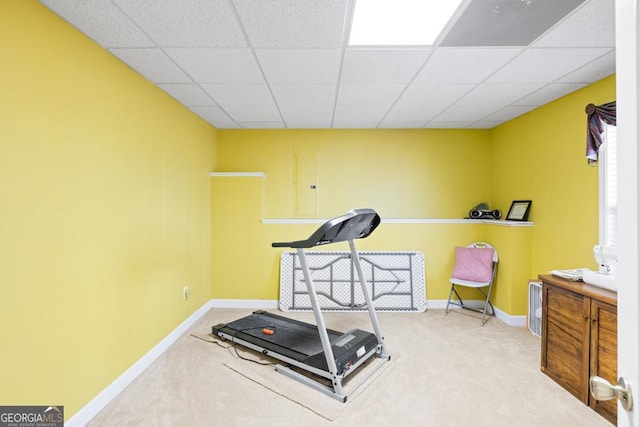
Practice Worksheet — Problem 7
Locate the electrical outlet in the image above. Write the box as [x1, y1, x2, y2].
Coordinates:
[183, 286, 191, 300]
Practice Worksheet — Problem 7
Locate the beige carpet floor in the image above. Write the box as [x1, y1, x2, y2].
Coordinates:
[87, 308, 612, 426]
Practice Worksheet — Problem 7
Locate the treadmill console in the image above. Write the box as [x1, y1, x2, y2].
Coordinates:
[272, 208, 380, 249]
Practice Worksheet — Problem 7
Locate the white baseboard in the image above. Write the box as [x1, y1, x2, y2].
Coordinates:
[210, 299, 278, 309]
[428, 299, 526, 327]
[66, 301, 215, 427]
[493, 306, 526, 327]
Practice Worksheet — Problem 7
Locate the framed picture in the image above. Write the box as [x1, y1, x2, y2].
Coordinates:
[506, 200, 532, 221]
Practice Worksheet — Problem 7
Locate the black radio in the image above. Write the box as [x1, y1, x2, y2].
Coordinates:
[469, 209, 502, 219]
[468, 202, 501, 220]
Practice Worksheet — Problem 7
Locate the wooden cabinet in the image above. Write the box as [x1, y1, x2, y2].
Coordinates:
[539, 275, 617, 425]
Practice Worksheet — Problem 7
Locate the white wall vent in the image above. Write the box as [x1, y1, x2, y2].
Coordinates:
[528, 281, 543, 337]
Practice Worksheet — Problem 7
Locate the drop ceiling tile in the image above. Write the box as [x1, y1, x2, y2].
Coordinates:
[341, 49, 431, 84]
[333, 105, 389, 123]
[158, 84, 215, 107]
[109, 48, 192, 83]
[423, 121, 475, 128]
[455, 83, 547, 106]
[433, 105, 502, 122]
[113, 0, 246, 47]
[334, 121, 387, 129]
[165, 48, 264, 83]
[557, 50, 615, 83]
[238, 121, 285, 129]
[278, 105, 334, 122]
[223, 104, 282, 122]
[385, 84, 475, 122]
[285, 120, 333, 129]
[232, 0, 349, 48]
[514, 83, 588, 106]
[399, 83, 476, 107]
[201, 83, 272, 105]
[378, 121, 428, 129]
[533, 0, 615, 48]
[270, 84, 336, 107]
[255, 49, 342, 83]
[378, 120, 425, 129]
[40, 0, 154, 47]
[201, 83, 281, 122]
[414, 48, 522, 84]
[383, 105, 439, 123]
[485, 47, 612, 83]
[383, 106, 435, 123]
[336, 84, 406, 107]
[482, 105, 537, 122]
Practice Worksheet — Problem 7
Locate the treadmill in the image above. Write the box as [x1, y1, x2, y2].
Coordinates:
[212, 208, 391, 402]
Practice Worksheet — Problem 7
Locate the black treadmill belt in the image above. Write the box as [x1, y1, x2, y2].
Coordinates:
[222, 311, 343, 361]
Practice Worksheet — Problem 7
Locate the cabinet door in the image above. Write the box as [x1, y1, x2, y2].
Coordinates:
[541, 283, 591, 403]
[589, 299, 617, 424]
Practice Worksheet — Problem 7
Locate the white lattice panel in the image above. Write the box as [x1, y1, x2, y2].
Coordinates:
[279, 251, 426, 312]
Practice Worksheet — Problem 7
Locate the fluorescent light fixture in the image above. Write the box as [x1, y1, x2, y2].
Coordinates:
[349, 0, 464, 46]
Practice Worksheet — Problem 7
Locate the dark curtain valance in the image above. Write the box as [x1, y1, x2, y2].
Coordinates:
[586, 101, 616, 165]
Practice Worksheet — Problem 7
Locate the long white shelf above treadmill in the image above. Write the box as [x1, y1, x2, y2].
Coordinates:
[263, 218, 533, 226]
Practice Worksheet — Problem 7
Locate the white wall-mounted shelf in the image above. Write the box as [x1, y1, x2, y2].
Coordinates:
[210, 172, 266, 178]
[262, 218, 533, 226]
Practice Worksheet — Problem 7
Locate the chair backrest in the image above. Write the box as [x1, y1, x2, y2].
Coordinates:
[467, 241, 498, 263]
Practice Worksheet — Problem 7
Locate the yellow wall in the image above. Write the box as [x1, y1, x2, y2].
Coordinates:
[0, 1, 216, 419]
[211, 175, 272, 299]
[484, 224, 533, 314]
[491, 75, 616, 275]
[210, 173, 531, 311]
[211, 129, 502, 304]
[216, 129, 493, 218]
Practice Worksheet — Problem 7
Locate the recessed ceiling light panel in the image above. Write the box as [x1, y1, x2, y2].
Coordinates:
[349, 0, 464, 46]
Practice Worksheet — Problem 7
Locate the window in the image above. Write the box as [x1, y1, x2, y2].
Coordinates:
[599, 124, 617, 247]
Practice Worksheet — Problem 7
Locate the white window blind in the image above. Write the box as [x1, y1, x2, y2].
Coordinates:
[599, 124, 617, 247]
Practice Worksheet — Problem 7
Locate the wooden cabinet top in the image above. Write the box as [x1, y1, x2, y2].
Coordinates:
[538, 274, 617, 307]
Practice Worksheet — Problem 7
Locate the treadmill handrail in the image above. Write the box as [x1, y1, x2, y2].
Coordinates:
[272, 208, 381, 249]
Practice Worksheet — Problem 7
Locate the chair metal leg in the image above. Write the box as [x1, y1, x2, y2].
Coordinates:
[478, 284, 495, 326]
[445, 284, 460, 315]
[445, 284, 454, 315]
[445, 285, 464, 316]
[446, 284, 495, 325]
